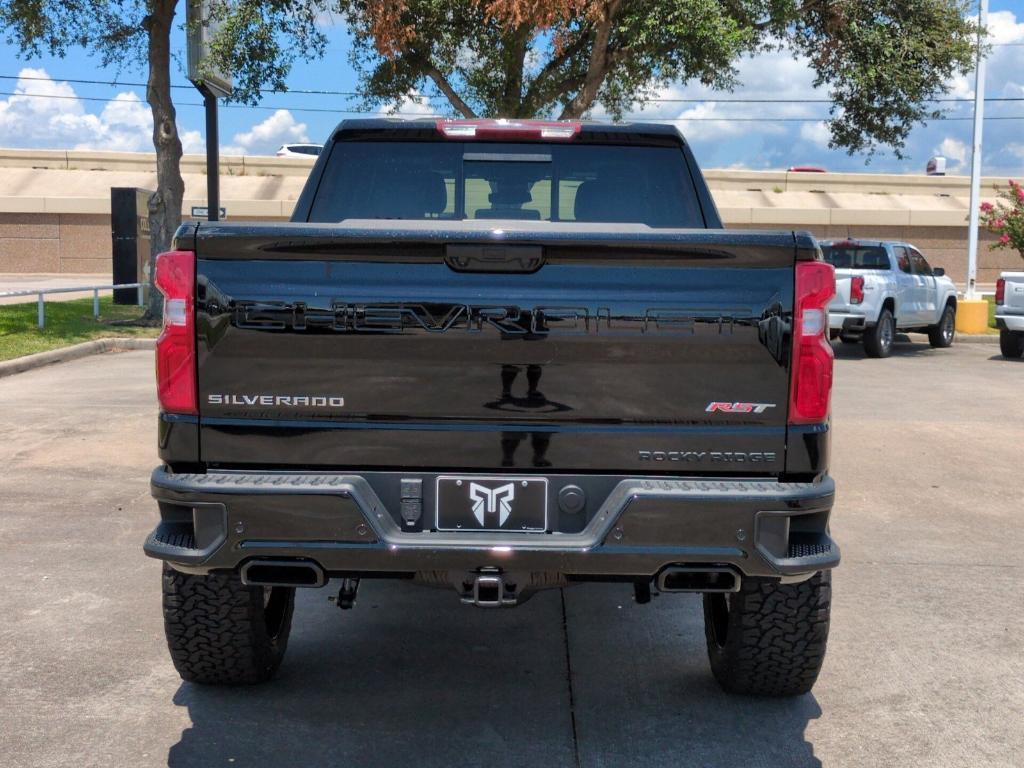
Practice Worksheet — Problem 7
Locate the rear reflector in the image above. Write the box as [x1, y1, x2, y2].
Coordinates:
[789, 261, 835, 425]
[995, 277, 1005, 305]
[850, 275, 865, 304]
[436, 118, 581, 141]
[154, 249, 197, 415]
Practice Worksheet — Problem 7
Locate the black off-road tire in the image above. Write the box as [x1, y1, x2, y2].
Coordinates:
[162, 564, 295, 685]
[838, 333, 860, 345]
[1000, 329, 1024, 359]
[863, 308, 894, 358]
[927, 303, 956, 348]
[702, 571, 831, 697]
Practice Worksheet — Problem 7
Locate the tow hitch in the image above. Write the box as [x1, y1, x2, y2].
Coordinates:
[461, 569, 518, 608]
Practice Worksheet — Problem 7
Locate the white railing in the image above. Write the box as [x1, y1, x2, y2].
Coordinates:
[0, 283, 145, 329]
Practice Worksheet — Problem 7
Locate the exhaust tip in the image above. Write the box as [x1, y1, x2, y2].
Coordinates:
[241, 559, 326, 588]
[656, 566, 739, 594]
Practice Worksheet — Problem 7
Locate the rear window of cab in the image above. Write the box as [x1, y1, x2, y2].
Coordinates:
[307, 140, 705, 228]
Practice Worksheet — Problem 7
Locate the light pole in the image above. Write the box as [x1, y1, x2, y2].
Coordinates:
[958, 0, 991, 334]
[965, 0, 988, 300]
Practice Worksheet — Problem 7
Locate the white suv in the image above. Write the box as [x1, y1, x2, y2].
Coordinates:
[275, 143, 322, 158]
[822, 240, 958, 358]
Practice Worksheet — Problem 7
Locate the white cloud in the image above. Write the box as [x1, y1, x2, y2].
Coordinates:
[986, 10, 1024, 45]
[180, 129, 206, 155]
[376, 90, 441, 119]
[936, 137, 969, 170]
[800, 121, 831, 149]
[0, 67, 203, 154]
[221, 109, 310, 155]
[608, 11, 1024, 174]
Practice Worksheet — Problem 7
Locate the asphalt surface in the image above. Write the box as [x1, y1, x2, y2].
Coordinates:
[0, 337, 1021, 768]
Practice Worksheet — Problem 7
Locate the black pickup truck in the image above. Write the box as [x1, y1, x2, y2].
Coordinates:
[146, 118, 838, 696]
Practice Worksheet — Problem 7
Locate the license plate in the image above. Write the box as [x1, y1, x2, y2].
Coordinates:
[435, 476, 548, 532]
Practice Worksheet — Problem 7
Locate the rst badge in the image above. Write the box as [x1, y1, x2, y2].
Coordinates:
[705, 401, 777, 414]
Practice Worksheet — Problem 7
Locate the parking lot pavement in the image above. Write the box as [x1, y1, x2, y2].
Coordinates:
[1, 341, 1021, 768]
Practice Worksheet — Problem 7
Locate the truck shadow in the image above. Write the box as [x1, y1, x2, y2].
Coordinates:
[832, 334, 946, 360]
[167, 581, 821, 768]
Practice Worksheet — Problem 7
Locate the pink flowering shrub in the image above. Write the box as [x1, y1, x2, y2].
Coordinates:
[980, 180, 1024, 260]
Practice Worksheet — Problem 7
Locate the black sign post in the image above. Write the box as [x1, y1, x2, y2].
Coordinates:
[186, 0, 232, 223]
[201, 85, 220, 222]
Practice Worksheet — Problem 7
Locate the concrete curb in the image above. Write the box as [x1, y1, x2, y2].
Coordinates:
[956, 334, 999, 343]
[0, 337, 155, 378]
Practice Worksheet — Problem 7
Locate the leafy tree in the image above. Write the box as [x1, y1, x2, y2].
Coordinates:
[0, 0, 321, 318]
[210, 0, 980, 158]
[0, 0, 183, 319]
[981, 181, 1024, 261]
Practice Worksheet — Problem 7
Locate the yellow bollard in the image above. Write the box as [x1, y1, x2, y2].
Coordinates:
[955, 298, 989, 334]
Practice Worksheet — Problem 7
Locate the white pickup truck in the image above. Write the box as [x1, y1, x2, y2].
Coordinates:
[996, 272, 1024, 358]
[822, 239, 958, 358]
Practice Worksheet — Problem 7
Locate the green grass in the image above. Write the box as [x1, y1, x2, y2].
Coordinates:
[983, 296, 998, 331]
[0, 296, 158, 361]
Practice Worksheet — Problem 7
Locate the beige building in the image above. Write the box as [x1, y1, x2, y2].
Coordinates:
[0, 148, 1018, 284]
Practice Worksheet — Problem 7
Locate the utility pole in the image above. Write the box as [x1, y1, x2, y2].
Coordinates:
[965, 0, 988, 300]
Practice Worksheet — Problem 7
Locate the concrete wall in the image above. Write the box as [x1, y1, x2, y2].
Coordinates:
[3, 211, 1018, 283]
[1, 148, 1021, 281]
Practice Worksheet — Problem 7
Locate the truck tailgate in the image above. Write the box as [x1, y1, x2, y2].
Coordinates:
[191, 223, 797, 474]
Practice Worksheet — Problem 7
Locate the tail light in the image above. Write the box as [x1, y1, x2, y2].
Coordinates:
[850, 275, 865, 304]
[996, 278, 1005, 305]
[789, 261, 836, 425]
[436, 118, 581, 141]
[154, 249, 197, 414]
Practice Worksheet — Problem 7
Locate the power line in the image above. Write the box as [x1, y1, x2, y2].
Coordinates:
[4, 88, 1024, 122]
[1, 73, 1022, 105]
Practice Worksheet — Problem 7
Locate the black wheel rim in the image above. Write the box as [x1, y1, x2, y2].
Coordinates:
[880, 315, 893, 352]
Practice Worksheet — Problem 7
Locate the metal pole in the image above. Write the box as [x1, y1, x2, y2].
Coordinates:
[204, 87, 220, 222]
[137, 283, 144, 306]
[37, 292, 44, 329]
[93, 288, 100, 318]
[965, 0, 988, 300]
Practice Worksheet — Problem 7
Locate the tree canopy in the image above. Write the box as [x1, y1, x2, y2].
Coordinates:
[211, 0, 981, 157]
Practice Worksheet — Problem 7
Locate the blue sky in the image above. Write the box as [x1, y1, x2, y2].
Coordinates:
[0, 1, 1023, 174]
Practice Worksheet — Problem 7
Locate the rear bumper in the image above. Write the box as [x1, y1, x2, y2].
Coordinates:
[995, 314, 1024, 332]
[829, 311, 871, 332]
[145, 468, 838, 583]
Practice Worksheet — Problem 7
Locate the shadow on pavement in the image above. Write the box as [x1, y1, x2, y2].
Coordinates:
[565, 584, 823, 768]
[168, 581, 576, 768]
[167, 581, 821, 768]
[832, 334, 946, 361]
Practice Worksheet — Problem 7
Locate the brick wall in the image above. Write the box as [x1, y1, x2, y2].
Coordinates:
[724, 224, 1017, 285]
[0, 212, 111, 274]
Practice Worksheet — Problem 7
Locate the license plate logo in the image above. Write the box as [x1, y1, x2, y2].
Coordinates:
[468, 482, 516, 526]
[436, 477, 547, 532]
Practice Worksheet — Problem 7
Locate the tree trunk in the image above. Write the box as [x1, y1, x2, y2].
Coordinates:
[143, 0, 185, 320]
[559, 0, 622, 119]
